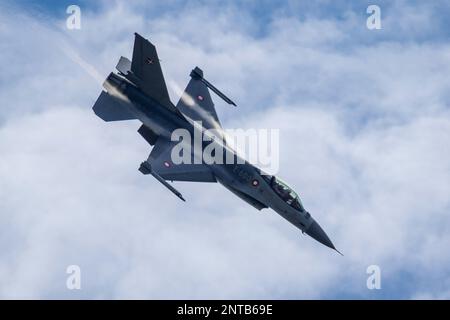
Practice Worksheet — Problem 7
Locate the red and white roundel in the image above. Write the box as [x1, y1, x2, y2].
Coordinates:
[163, 161, 171, 168]
[251, 179, 259, 187]
[197, 95, 204, 101]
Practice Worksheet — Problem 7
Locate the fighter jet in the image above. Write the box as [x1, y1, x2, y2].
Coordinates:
[92, 33, 340, 253]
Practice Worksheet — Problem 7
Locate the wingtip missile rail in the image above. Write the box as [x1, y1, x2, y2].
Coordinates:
[190, 67, 237, 107]
[139, 161, 186, 201]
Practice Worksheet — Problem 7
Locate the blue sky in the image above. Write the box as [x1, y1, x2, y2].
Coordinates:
[0, 0, 449, 299]
[16, 0, 450, 39]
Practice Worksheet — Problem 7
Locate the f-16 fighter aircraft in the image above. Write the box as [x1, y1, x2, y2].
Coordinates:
[93, 33, 340, 253]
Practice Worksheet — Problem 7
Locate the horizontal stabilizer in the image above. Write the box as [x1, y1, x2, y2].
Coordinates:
[93, 91, 136, 122]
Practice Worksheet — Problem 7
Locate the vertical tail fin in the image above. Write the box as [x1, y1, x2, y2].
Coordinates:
[130, 33, 173, 109]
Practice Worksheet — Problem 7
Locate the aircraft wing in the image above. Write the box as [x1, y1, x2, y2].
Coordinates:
[140, 137, 216, 183]
[176, 67, 224, 132]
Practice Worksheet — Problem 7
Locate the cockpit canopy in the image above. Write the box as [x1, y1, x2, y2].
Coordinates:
[262, 175, 305, 212]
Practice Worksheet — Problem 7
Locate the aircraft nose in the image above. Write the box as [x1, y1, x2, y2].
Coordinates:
[305, 220, 336, 251]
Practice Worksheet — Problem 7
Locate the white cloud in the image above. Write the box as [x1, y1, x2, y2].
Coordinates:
[0, 1, 449, 299]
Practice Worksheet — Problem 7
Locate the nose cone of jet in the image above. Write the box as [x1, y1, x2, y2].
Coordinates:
[305, 220, 336, 251]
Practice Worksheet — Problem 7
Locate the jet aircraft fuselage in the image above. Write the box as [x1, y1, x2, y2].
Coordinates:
[93, 33, 339, 252]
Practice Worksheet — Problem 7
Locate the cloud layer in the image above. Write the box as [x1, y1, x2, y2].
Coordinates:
[0, 0, 449, 299]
